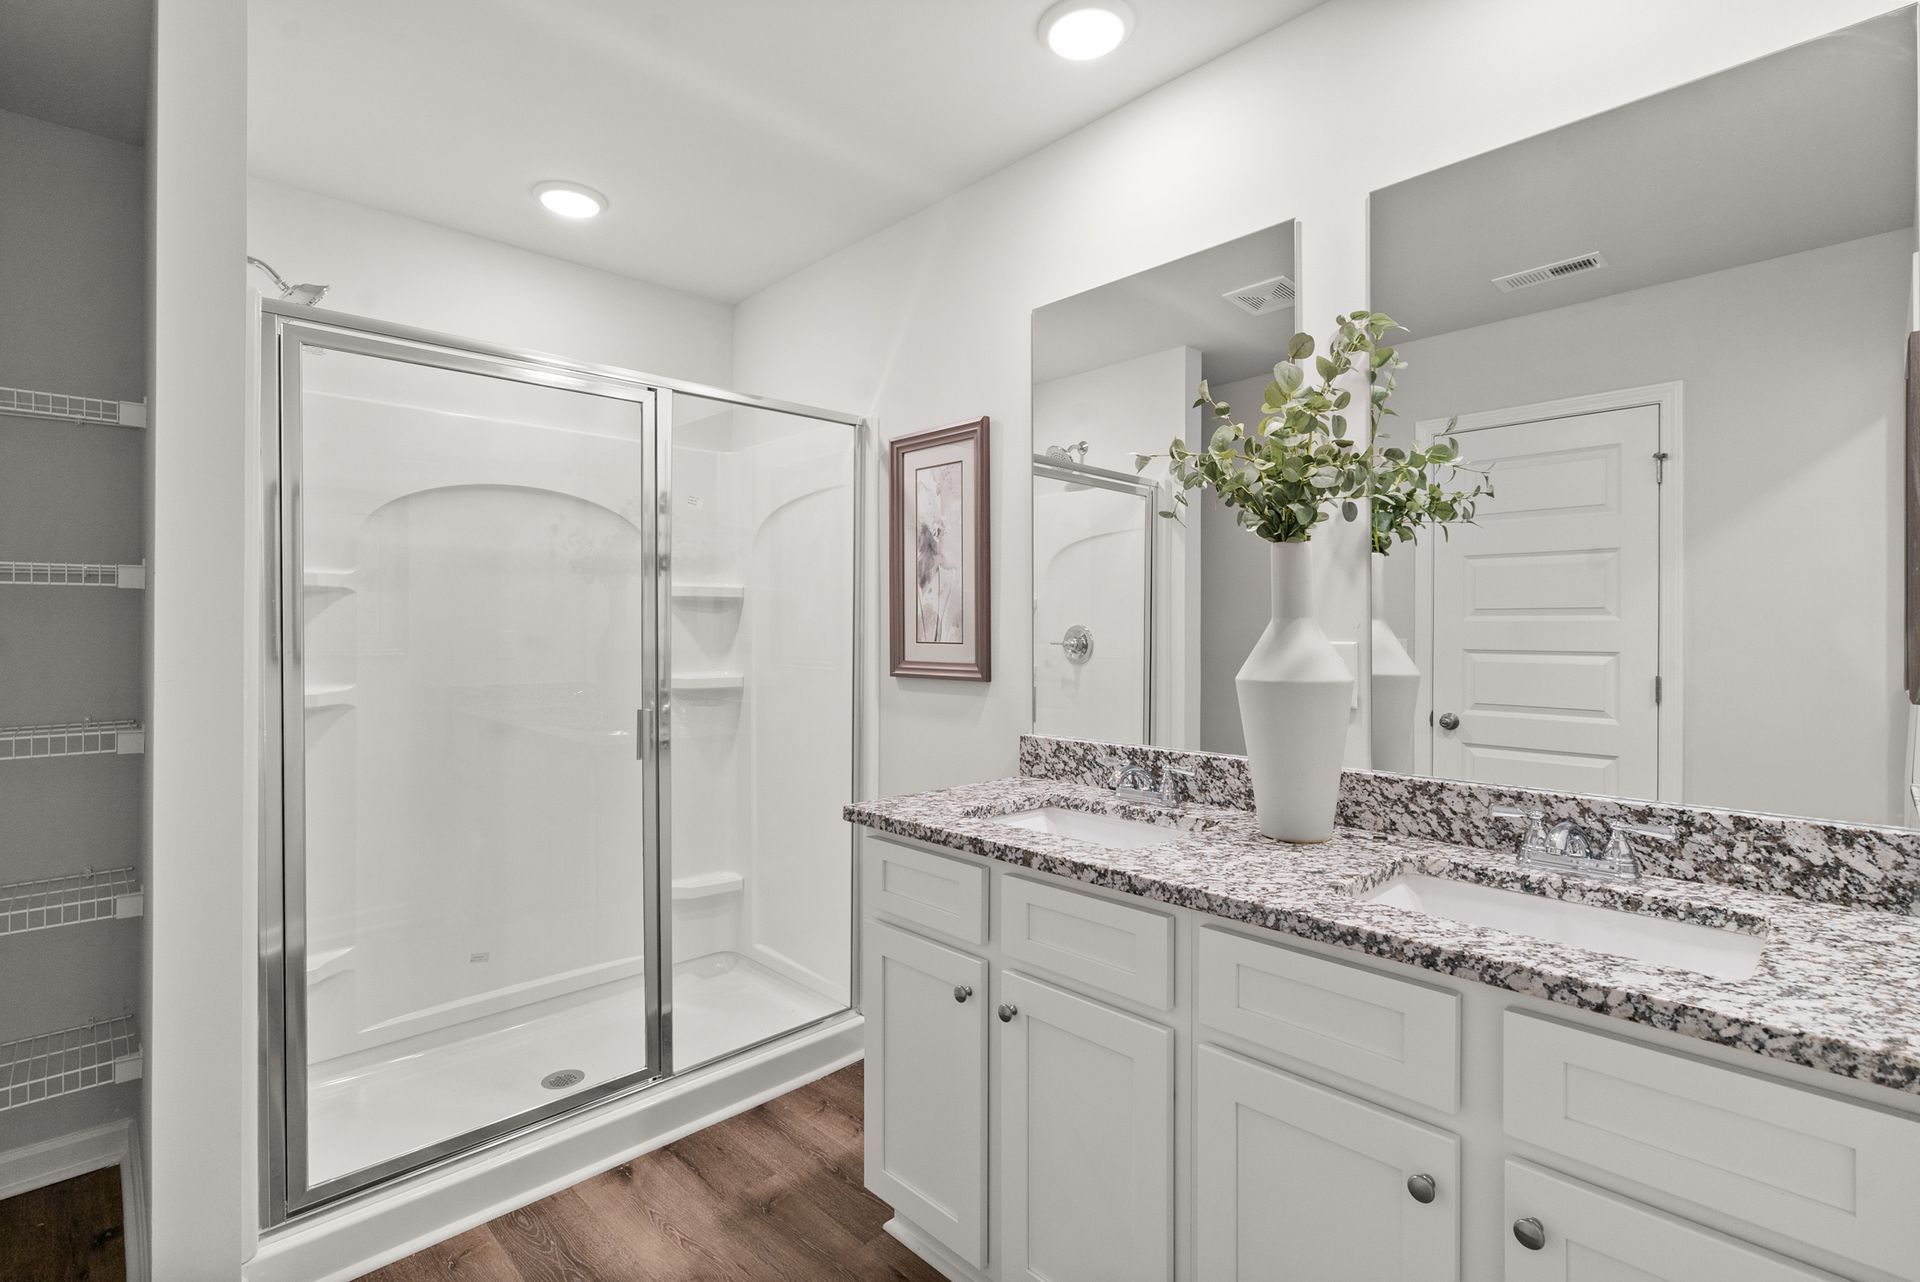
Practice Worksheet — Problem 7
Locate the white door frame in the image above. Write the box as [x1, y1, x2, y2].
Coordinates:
[1410, 382, 1684, 801]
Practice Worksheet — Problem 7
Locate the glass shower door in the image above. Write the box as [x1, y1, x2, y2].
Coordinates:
[272, 320, 664, 1211]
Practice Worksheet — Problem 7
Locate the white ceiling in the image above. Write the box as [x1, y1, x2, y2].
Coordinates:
[0, 0, 151, 145]
[248, 0, 1328, 302]
[1371, 10, 1916, 342]
[1032, 221, 1296, 386]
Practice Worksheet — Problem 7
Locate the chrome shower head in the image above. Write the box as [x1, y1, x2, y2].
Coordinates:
[247, 256, 330, 307]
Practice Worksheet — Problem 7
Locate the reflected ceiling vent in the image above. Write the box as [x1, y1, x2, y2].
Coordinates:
[1223, 274, 1296, 316]
[1492, 251, 1609, 293]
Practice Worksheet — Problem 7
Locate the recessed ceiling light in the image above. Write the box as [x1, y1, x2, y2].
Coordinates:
[533, 181, 607, 220]
[1040, 1, 1133, 61]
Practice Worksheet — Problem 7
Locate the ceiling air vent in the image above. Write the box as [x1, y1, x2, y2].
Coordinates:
[1492, 251, 1609, 293]
[1223, 274, 1297, 316]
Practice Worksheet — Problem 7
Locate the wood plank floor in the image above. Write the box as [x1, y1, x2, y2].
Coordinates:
[0, 1165, 127, 1282]
[358, 1064, 945, 1282]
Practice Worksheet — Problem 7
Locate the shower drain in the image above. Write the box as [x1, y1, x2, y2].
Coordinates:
[541, 1068, 586, 1090]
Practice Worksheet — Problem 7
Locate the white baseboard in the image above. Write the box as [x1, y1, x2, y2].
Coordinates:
[884, 1215, 992, 1282]
[0, 1119, 147, 1282]
[244, 1011, 863, 1282]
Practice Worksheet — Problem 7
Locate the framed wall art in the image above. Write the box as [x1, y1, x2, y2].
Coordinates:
[890, 417, 991, 681]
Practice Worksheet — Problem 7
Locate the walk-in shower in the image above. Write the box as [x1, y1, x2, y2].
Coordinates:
[258, 303, 860, 1219]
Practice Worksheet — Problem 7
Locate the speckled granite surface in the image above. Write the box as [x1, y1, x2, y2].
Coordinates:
[847, 775, 1920, 1094]
[1020, 734, 1920, 914]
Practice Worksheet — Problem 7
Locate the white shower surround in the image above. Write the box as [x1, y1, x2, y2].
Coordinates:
[292, 360, 854, 1191]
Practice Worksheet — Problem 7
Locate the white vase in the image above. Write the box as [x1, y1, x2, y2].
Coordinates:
[1369, 551, 1421, 775]
[1236, 541, 1354, 843]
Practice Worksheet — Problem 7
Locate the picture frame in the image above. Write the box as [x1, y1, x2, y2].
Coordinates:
[890, 417, 992, 681]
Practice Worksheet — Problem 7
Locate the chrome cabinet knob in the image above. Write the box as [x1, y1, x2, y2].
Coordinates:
[1512, 1217, 1546, 1251]
[1406, 1173, 1436, 1204]
[953, 985, 973, 1003]
[997, 1003, 1018, 1023]
[1437, 712, 1460, 731]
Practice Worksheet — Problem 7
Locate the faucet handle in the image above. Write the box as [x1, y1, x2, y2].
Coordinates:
[1157, 763, 1199, 806]
[1097, 754, 1128, 788]
[1602, 821, 1677, 865]
[1490, 806, 1552, 856]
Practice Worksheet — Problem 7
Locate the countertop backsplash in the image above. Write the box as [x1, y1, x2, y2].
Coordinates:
[1020, 734, 1920, 914]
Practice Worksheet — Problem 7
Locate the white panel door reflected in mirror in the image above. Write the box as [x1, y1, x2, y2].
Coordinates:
[1367, 8, 1918, 828]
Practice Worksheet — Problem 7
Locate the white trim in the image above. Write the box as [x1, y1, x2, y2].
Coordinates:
[1411, 381, 1685, 801]
[242, 1013, 863, 1282]
[0, 1118, 146, 1280]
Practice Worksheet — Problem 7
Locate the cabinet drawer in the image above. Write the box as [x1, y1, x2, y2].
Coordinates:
[1198, 926, 1460, 1113]
[1504, 1159, 1840, 1281]
[1504, 1012, 1920, 1278]
[865, 838, 987, 945]
[999, 875, 1174, 1009]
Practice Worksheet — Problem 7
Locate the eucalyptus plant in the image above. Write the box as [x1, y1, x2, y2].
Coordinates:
[1135, 310, 1491, 550]
[1135, 312, 1396, 542]
[1361, 318, 1492, 554]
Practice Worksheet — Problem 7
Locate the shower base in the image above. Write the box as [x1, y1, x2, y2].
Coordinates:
[304, 950, 841, 1187]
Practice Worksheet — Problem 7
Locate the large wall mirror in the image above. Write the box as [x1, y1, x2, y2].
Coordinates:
[1366, 8, 1918, 828]
[1029, 220, 1369, 753]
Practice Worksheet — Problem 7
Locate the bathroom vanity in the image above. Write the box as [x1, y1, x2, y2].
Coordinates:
[846, 736, 1920, 1282]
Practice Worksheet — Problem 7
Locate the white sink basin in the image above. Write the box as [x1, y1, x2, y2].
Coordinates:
[992, 806, 1176, 850]
[1360, 873, 1766, 981]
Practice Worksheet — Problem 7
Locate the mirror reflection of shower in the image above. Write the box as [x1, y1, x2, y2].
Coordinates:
[1031, 451, 1158, 745]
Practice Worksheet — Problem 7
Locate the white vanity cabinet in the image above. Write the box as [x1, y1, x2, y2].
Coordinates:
[864, 919, 991, 1268]
[999, 971, 1174, 1282]
[1195, 1044, 1459, 1280]
[1502, 1161, 1842, 1281]
[859, 834, 1920, 1282]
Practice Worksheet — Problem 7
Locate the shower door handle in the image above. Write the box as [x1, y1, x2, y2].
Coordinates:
[636, 707, 658, 761]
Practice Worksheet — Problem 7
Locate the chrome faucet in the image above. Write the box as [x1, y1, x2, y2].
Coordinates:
[1098, 755, 1198, 808]
[1491, 806, 1676, 882]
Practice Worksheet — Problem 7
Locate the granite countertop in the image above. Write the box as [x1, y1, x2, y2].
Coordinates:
[846, 776, 1920, 1095]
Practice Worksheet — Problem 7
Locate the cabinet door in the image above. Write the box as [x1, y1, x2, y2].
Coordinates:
[1196, 1044, 1459, 1281]
[864, 920, 990, 1268]
[1504, 1160, 1842, 1281]
[1000, 970, 1174, 1282]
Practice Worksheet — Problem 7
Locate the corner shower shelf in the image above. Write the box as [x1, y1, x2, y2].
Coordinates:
[672, 583, 745, 603]
[0, 868, 142, 936]
[304, 685, 355, 712]
[0, 720, 144, 761]
[671, 870, 745, 901]
[0, 1017, 142, 1112]
[0, 385, 146, 429]
[304, 569, 356, 594]
[671, 673, 745, 694]
[0, 561, 145, 589]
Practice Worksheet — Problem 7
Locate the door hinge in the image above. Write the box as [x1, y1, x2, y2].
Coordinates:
[1654, 675, 1663, 705]
[1653, 451, 1669, 484]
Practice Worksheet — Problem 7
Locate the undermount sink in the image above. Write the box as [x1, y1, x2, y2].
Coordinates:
[992, 806, 1176, 850]
[1359, 873, 1767, 981]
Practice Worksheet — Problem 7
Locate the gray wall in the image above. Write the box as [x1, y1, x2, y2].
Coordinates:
[1387, 229, 1911, 825]
[0, 106, 147, 1151]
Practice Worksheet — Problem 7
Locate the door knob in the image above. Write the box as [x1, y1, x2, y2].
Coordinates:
[997, 1004, 1018, 1022]
[1512, 1217, 1546, 1251]
[1438, 712, 1460, 731]
[1405, 1173, 1436, 1204]
[953, 985, 973, 1003]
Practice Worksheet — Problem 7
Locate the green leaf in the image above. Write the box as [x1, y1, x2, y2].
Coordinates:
[1288, 332, 1315, 361]
[1132, 453, 1154, 472]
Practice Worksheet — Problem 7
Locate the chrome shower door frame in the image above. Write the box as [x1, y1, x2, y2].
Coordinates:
[1030, 454, 1160, 743]
[259, 306, 670, 1221]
